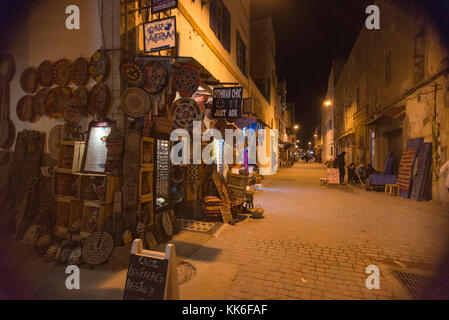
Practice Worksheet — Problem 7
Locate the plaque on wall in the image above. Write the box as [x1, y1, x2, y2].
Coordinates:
[81, 121, 112, 174]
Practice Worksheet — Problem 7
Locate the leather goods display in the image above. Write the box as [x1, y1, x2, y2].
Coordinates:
[52, 59, 72, 86]
[89, 49, 109, 82]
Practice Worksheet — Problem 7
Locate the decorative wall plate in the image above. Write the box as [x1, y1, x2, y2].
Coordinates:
[0, 54, 16, 83]
[89, 49, 109, 82]
[173, 64, 200, 97]
[143, 62, 167, 93]
[63, 106, 81, 125]
[45, 86, 72, 118]
[88, 81, 110, 117]
[172, 165, 185, 184]
[193, 93, 210, 112]
[20, 67, 38, 94]
[170, 98, 201, 130]
[71, 57, 89, 86]
[72, 85, 88, 115]
[151, 115, 173, 135]
[52, 59, 71, 86]
[120, 87, 151, 118]
[37, 60, 53, 87]
[32, 88, 50, 117]
[16, 95, 34, 122]
[120, 60, 146, 87]
[82, 231, 114, 266]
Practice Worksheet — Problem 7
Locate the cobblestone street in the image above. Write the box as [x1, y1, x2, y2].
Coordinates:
[180, 163, 449, 300]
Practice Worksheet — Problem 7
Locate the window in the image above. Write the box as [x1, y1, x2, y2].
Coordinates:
[210, 0, 231, 52]
[386, 50, 392, 86]
[414, 28, 425, 83]
[236, 31, 247, 76]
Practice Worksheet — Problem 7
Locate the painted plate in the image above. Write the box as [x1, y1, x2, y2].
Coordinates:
[120, 87, 151, 118]
[20, 67, 38, 94]
[32, 87, 50, 117]
[143, 62, 167, 93]
[71, 57, 89, 86]
[82, 232, 114, 266]
[170, 98, 201, 130]
[52, 59, 71, 86]
[45, 86, 72, 118]
[120, 60, 146, 87]
[89, 49, 109, 82]
[16, 95, 34, 122]
[173, 64, 200, 97]
[37, 60, 53, 87]
[88, 81, 110, 117]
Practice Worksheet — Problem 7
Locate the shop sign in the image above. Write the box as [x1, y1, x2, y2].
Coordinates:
[212, 87, 243, 119]
[143, 16, 177, 53]
[152, 0, 178, 14]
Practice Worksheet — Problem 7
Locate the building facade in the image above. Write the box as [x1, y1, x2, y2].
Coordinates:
[333, 0, 449, 203]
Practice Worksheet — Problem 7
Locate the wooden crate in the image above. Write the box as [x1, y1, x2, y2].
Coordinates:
[58, 141, 75, 170]
[139, 169, 154, 199]
[141, 137, 155, 169]
[72, 141, 86, 172]
[138, 195, 154, 227]
[53, 172, 79, 197]
[81, 202, 112, 235]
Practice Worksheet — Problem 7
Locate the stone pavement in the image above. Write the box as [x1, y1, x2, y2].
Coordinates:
[180, 163, 449, 300]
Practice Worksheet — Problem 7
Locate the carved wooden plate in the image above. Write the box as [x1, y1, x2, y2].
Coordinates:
[16, 95, 34, 122]
[32, 87, 50, 117]
[71, 57, 89, 86]
[37, 60, 53, 87]
[120, 60, 146, 87]
[88, 81, 110, 117]
[120, 87, 151, 118]
[82, 231, 114, 266]
[143, 62, 167, 93]
[52, 59, 71, 86]
[45, 86, 72, 118]
[20, 67, 38, 94]
[172, 64, 200, 98]
[89, 49, 109, 82]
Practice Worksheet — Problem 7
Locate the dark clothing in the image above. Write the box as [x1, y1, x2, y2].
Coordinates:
[339, 167, 345, 184]
[336, 153, 346, 184]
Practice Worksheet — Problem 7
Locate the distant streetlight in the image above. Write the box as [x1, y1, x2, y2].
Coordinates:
[308, 142, 312, 145]
[324, 100, 332, 106]
[314, 134, 318, 137]
[294, 125, 299, 130]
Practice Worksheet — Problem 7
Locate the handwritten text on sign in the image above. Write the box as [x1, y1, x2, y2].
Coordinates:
[123, 254, 168, 300]
[144, 16, 177, 53]
[212, 87, 243, 119]
[152, 0, 178, 14]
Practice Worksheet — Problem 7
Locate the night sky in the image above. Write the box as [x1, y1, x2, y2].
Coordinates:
[252, 0, 370, 142]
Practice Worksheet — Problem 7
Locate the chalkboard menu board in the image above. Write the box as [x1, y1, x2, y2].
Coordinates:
[123, 254, 169, 300]
[212, 87, 243, 119]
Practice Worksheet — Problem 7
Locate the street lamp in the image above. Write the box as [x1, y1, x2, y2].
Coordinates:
[324, 100, 332, 106]
[294, 125, 299, 130]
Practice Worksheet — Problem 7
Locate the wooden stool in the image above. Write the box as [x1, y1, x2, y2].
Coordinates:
[385, 184, 400, 196]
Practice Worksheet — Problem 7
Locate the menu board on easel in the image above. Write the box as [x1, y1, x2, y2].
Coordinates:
[82, 121, 112, 174]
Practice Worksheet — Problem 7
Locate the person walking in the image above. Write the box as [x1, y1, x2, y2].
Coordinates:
[337, 152, 347, 185]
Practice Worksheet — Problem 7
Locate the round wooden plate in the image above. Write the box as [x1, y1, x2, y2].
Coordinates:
[120, 60, 146, 87]
[20, 67, 38, 94]
[16, 95, 34, 122]
[143, 62, 167, 93]
[88, 81, 110, 117]
[170, 98, 201, 130]
[82, 232, 114, 266]
[173, 64, 200, 98]
[32, 87, 50, 117]
[37, 60, 53, 87]
[120, 87, 151, 118]
[45, 86, 72, 118]
[0, 54, 16, 83]
[89, 49, 109, 82]
[71, 57, 89, 86]
[52, 59, 71, 86]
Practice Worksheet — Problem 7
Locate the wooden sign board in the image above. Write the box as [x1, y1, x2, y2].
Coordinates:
[123, 239, 179, 300]
[327, 168, 340, 185]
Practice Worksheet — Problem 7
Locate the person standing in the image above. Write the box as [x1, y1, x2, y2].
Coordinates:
[337, 152, 347, 184]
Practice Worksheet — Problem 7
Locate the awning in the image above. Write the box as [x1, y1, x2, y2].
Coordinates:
[336, 130, 354, 140]
[235, 117, 266, 129]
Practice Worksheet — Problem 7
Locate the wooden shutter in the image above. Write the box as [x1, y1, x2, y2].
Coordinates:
[222, 4, 231, 52]
[209, 0, 217, 35]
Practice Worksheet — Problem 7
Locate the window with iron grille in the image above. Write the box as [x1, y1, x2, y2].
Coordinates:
[236, 31, 247, 76]
[414, 28, 425, 83]
[210, 0, 231, 53]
